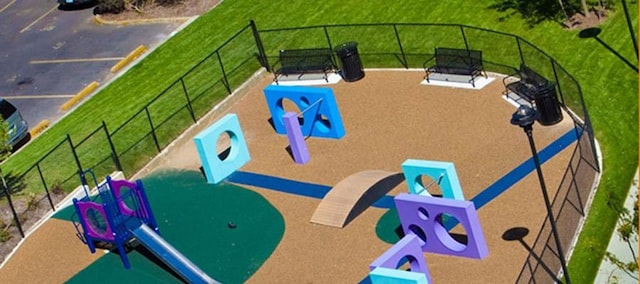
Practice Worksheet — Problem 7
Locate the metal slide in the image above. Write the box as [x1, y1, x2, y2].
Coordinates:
[130, 224, 220, 284]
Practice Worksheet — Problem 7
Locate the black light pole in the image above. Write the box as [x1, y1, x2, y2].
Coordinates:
[510, 105, 570, 284]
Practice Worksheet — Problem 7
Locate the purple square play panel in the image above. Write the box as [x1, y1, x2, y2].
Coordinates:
[394, 193, 488, 259]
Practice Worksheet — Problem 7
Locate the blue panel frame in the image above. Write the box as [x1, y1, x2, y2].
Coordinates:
[263, 85, 345, 139]
[402, 159, 464, 200]
[193, 113, 251, 184]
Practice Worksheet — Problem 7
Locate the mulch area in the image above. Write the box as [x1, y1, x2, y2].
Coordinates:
[96, 0, 222, 22]
[0, 70, 576, 283]
[0, 190, 67, 264]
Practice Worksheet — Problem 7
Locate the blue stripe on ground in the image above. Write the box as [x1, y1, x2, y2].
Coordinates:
[371, 196, 395, 208]
[442, 128, 579, 229]
[470, 128, 578, 210]
[227, 171, 331, 199]
[227, 171, 396, 208]
[227, 128, 578, 212]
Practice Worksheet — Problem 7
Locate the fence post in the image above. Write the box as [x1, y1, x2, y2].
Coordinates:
[1, 167, 24, 238]
[36, 164, 55, 211]
[145, 108, 161, 152]
[67, 134, 83, 175]
[621, 0, 638, 59]
[250, 20, 270, 72]
[216, 51, 232, 94]
[516, 37, 525, 65]
[102, 121, 123, 172]
[323, 26, 337, 69]
[180, 79, 197, 123]
[549, 59, 565, 106]
[393, 24, 408, 69]
[460, 25, 470, 51]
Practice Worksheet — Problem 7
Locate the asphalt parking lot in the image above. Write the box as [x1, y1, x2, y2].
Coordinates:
[0, 0, 182, 132]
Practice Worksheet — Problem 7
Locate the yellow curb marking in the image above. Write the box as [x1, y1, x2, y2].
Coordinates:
[20, 4, 58, 33]
[29, 119, 50, 138]
[61, 81, 99, 111]
[30, 57, 124, 64]
[111, 45, 147, 73]
[93, 14, 192, 25]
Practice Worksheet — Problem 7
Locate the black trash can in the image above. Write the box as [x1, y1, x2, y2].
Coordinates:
[534, 84, 563, 126]
[335, 42, 365, 82]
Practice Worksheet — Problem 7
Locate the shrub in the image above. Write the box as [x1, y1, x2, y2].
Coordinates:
[0, 227, 11, 243]
[94, 0, 125, 15]
[25, 193, 39, 211]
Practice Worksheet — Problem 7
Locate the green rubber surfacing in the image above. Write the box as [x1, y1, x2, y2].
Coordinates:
[57, 169, 285, 284]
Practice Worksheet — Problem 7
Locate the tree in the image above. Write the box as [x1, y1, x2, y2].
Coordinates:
[604, 193, 639, 282]
[489, 0, 575, 26]
[489, 0, 614, 27]
[580, 0, 590, 15]
[558, 0, 571, 22]
[0, 119, 14, 161]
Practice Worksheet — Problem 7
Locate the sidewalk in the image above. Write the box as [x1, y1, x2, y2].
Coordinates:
[594, 170, 638, 284]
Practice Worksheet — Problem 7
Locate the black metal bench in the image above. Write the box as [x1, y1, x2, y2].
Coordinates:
[503, 64, 554, 102]
[423, 47, 486, 87]
[272, 48, 337, 83]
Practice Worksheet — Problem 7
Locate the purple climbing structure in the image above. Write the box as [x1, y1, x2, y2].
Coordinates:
[72, 174, 158, 269]
[283, 112, 310, 164]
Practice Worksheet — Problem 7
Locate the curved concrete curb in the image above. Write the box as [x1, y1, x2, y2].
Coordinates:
[111, 45, 147, 73]
[94, 14, 192, 26]
[61, 81, 99, 111]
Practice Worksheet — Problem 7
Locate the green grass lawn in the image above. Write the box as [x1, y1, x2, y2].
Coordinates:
[2, 1, 637, 283]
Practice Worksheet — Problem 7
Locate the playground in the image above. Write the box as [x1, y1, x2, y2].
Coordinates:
[0, 70, 580, 283]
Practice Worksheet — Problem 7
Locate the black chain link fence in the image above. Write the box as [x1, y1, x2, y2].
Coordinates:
[0, 22, 600, 283]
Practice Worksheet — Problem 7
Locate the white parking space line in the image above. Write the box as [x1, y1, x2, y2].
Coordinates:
[30, 57, 125, 64]
[20, 4, 58, 33]
[0, 0, 15, 14]
[2, 95, 75, 99]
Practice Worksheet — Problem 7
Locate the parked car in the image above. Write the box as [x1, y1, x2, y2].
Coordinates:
[0, 99, 28, 149]
[57, 0, 96, 8]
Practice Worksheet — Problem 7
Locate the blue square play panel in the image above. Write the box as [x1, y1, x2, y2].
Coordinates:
[194, 113, 251, 184]
[263, 85, 345, 139]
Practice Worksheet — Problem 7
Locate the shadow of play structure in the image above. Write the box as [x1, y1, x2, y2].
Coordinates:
[71, 170, 219, 284]
[191, 84, 495, 283]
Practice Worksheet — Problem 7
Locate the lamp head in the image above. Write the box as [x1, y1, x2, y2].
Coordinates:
[510, 105, 538, 128]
